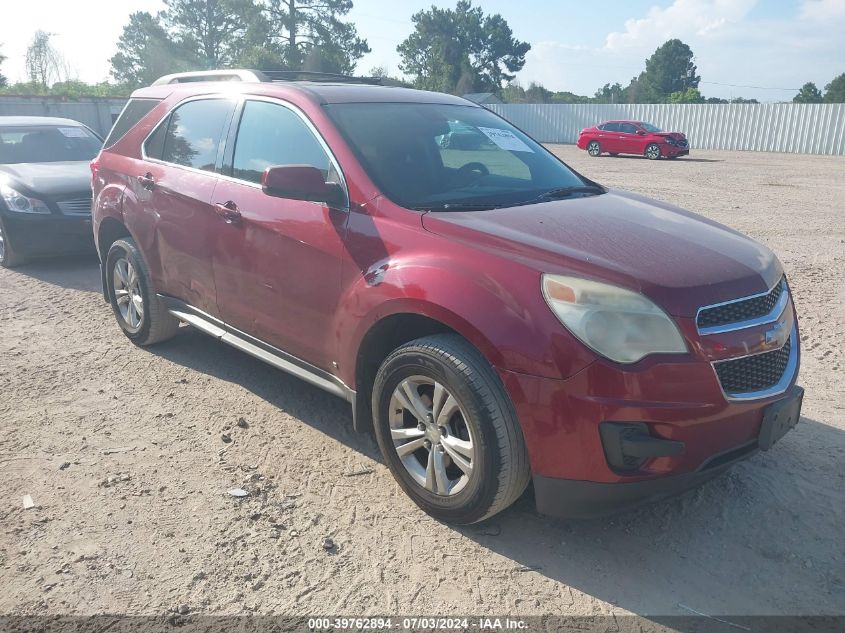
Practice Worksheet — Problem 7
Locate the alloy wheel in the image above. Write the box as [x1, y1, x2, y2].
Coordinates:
[587, 141, 601, 157]
[113, 257, 144, 332]
[646, 144, 661, 159]
[388, 376, 476, 496]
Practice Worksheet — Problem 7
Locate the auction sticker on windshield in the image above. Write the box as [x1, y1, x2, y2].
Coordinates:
[58, 127, 89, 138]
[477, 127, 533, 152]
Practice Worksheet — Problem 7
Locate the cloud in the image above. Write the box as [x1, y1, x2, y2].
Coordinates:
[518, 0, 845, 101]
[800, 0, 845, 21]
[605, 0, 757, 50]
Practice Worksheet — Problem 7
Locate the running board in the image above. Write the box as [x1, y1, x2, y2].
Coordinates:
[161, 296, 354, 403]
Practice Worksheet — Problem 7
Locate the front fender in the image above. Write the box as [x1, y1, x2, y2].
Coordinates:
[336, 248, 596, 387]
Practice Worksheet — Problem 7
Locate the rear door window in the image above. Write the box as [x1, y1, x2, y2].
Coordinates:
[603, 122, 620, 132]
[230, 100, 335, 184]
[104, 98, 160, 147]
[160, 99, 234, 172]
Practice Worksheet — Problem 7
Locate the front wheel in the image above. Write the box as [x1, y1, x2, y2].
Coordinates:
[0, 217, 26, 268]
[105, 238, 179, 346]
[587, 141, 602, 157]
[372, 334, 530, 524]
[645, 143, 662, 160]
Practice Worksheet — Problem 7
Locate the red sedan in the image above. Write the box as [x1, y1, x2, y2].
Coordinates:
[578, 120, 689, 159]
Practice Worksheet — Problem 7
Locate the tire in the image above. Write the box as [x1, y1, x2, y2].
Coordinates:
[0, 216, 26, 268]
[587, 141, 601, 157]
[372, 334, 530, 524]
[105, 237, 179, 346]
[645, 143, 662, 160]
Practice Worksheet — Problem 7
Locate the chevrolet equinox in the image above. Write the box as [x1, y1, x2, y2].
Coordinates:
[91, 70, 802, 523]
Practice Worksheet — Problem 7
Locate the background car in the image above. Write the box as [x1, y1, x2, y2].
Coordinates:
[0, 116, 101, 267]
[577, 120, 689, 160]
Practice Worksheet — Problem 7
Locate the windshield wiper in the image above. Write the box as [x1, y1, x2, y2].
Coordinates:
[412, 202, 502, 212]
[511, 185, 606, 207]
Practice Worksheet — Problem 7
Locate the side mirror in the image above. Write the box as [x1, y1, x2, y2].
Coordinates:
[636, 129, 647, 136]
[261, 165, 346, 208]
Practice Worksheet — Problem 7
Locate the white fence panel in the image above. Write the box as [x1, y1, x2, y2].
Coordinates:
[487, 103, 845, 155]
[0, 97, 128, 137]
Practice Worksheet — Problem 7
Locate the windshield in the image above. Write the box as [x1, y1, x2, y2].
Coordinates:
[639, 122, 663, 133]
[0, 125, 102, 164]
[325, 103, 591, 210]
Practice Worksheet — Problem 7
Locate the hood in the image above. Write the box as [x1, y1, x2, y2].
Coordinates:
[0, 161, 92, 198]
[421, 189, 781, 317]
[654, 131, 686, 140]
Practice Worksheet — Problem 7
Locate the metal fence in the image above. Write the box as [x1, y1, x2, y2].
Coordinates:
[488, 103, 845, 155]
[0, 96, 128, 137]
[2, 97, 844, 156]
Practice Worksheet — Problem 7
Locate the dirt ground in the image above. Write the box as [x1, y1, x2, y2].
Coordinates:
[1, 146, 843, 621]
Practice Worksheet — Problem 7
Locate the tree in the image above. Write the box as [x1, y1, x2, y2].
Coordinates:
[793, 82, 823, 103]
[502, 81, 526, 103]
[524, 82, 552, 103]
[398, 1, 530, 95]
[667, 87, 704, 104]
[629, 39, 700, 103]
[25, 31, 68, 87]
[162, 0, 266, 70]
[0, 44, 7, 88]
[110, 12, 195, 87]
[823, 73, 845, 102]
[261, 0, 369, 74]
[594, 82, 624, 104]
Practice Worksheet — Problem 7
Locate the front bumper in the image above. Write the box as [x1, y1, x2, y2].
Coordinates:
[533, 387, 802, 519]
[1, 210, 95, 255]
[663, 144, 689, 157]
[497, 331, 801, 518]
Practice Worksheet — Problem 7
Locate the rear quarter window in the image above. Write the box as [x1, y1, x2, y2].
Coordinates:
[104, 98, 161, 148]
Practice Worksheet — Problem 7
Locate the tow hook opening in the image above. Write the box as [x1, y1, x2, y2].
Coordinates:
[600, 422, 685, 472]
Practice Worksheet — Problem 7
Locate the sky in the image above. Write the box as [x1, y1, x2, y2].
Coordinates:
[1, 0, 844, 101]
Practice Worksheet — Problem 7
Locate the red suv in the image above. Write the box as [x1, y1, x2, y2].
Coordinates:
[92, 70, 801, 523]
[577, 120, 689, 159]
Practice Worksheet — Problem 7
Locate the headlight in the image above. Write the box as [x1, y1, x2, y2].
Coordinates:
[542, 274, 687, 363]
[0, 183, 51, 214]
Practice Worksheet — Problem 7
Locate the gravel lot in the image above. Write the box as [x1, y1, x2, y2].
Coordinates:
[1, 146, 843, 621]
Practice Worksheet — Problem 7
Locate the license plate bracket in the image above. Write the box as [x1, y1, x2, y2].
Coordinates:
[759, 386, 803, 451]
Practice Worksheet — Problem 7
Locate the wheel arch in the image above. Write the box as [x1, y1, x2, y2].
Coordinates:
[97, 217, 133, 300]
[351, 307, 501, 433]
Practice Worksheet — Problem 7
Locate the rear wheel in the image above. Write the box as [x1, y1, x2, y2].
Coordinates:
[0, 217, 26, 268]
[587, 141, 601, 157]
[105, 238, 179, 346]
[372, 334, 530, 524]
[645, 143, 662, 160]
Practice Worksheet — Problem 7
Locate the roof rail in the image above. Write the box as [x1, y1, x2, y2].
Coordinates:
[260, 70, 382, 85]
[150, 69, 383, 86]
[151, 70, 270, 85]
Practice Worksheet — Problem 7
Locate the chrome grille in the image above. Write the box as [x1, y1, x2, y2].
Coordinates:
[56, 197, 92, 216]
[713, 334, 794, 399]
[697, 277, 786, 331]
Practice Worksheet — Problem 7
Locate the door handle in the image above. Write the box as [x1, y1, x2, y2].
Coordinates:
[214, 201, 242, 224]
[137, 172, 155, 190]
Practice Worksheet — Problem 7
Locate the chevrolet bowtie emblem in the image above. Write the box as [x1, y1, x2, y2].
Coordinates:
[765, 321, 788, 347]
